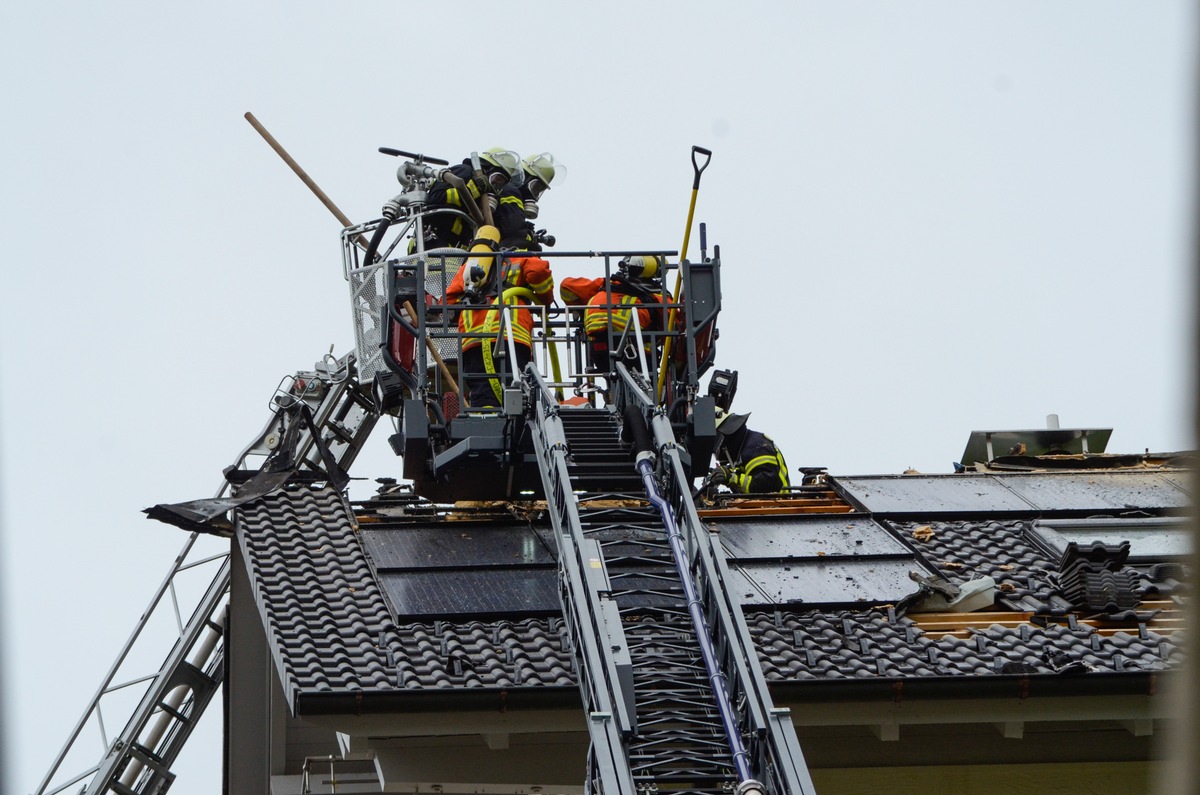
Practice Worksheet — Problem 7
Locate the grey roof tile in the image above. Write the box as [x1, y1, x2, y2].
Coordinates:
[748, 608, 1182, 682]
[236, 483, 1186, 707]
[236, 484, 401, 701]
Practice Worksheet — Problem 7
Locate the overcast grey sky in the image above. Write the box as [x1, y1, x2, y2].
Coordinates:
[2, 3, 1194, 793]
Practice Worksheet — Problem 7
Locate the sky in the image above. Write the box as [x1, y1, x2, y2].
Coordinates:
[1, 3, 1194, 793]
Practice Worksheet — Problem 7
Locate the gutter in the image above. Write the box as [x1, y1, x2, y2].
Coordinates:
[292, 669, 1174, 718]
[294, 684, 581, 717]
[770, 670, 1174, 703]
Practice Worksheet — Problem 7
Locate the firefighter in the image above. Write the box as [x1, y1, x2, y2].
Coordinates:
[445, 226, 555, 408]
[711, 408, 790, 493]
[500, 151, 564, 251]
[422, 148, 527, 251]
[560, 255, 665, 372]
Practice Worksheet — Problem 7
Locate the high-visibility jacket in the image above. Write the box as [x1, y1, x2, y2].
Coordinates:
[723, 428, 790, 494]
[560, 276, 664, 341]
[446, 256, 554, 351]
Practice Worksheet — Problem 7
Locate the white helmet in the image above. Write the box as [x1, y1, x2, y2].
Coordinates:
[479, 147, 522, 179]
[521, 152, 565, 193]
[714, 408, 750, 436]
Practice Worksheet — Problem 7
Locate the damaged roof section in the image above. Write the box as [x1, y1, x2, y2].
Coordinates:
[752, 606, 1180, 684]
[832, 469, 1190, 515]
[718, 515, 937, 607]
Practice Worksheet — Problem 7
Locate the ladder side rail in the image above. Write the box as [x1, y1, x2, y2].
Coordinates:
[654, 430, 771, 739]
[34, 530, 226, 795]
[525, 369, 633, 730]
[660, 441, 817, 795]
[559, 534, 637, 795]
[626, 410, 758, 788]
[39, 357, 377, 795]
[644, 408, 818, 795]
[88, 570, 230, 795]
[524, 367, 638, 795]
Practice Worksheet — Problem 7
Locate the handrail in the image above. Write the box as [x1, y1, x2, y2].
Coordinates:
[614, 362, 818, 795]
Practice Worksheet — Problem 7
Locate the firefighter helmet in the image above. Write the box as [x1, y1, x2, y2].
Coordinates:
[714, 408, 750, 437]
[479, 147, 521, 179]
[521, 152, 564, 197]
[619, 255, 664, 281]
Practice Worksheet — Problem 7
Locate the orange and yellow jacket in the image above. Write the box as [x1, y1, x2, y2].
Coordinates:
[446, 256, 555, 350]
[560, 276, 664, 343]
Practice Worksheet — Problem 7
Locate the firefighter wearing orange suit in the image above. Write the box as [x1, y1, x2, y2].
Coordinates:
[560, 255, 665, 372]
[445, 226, 555, 408]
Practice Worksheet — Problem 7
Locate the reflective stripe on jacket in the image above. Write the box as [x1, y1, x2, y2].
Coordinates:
[561, 276, 663, 340]
[446, 256, 554, 350]
[728, 430, 789, 493]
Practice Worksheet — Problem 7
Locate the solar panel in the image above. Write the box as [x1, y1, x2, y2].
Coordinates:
[718, 516, 912, 558]
[362, 526, 557, 569]
[1001, 472, 1189, 512]
[727, 559, 921, 607]
[833, 471, 1189, 515]
[378, 568, 561, 617]
[832, 475, 1034, 514]
[716, 515, 933, 608]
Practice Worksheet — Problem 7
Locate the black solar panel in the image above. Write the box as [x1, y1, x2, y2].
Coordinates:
[379, 568, 561, 617]
[718, 516, 911, 558]
[1001, 472, 1188, 512]
[833, 475, 1034, 513]
[729, 559, 921, 606]
[833, 471, 1189, 514]
[362, 526, 557, 569]
[715, 514, 932, 608]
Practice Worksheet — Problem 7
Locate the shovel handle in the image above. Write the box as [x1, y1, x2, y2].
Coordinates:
[691, 146, 713, 189]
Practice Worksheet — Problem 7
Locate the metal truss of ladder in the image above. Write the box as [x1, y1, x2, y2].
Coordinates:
[35, 353, 378, 795]
[525, 366, 817, 795]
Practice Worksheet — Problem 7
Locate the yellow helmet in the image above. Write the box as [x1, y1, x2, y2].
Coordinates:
[479, 147, 521, 179]
[619, 255, 664, 281]
[521, 152, 564, 189]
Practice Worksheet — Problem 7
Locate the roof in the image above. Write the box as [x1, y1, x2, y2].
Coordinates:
[233, 463, 1189, 717]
